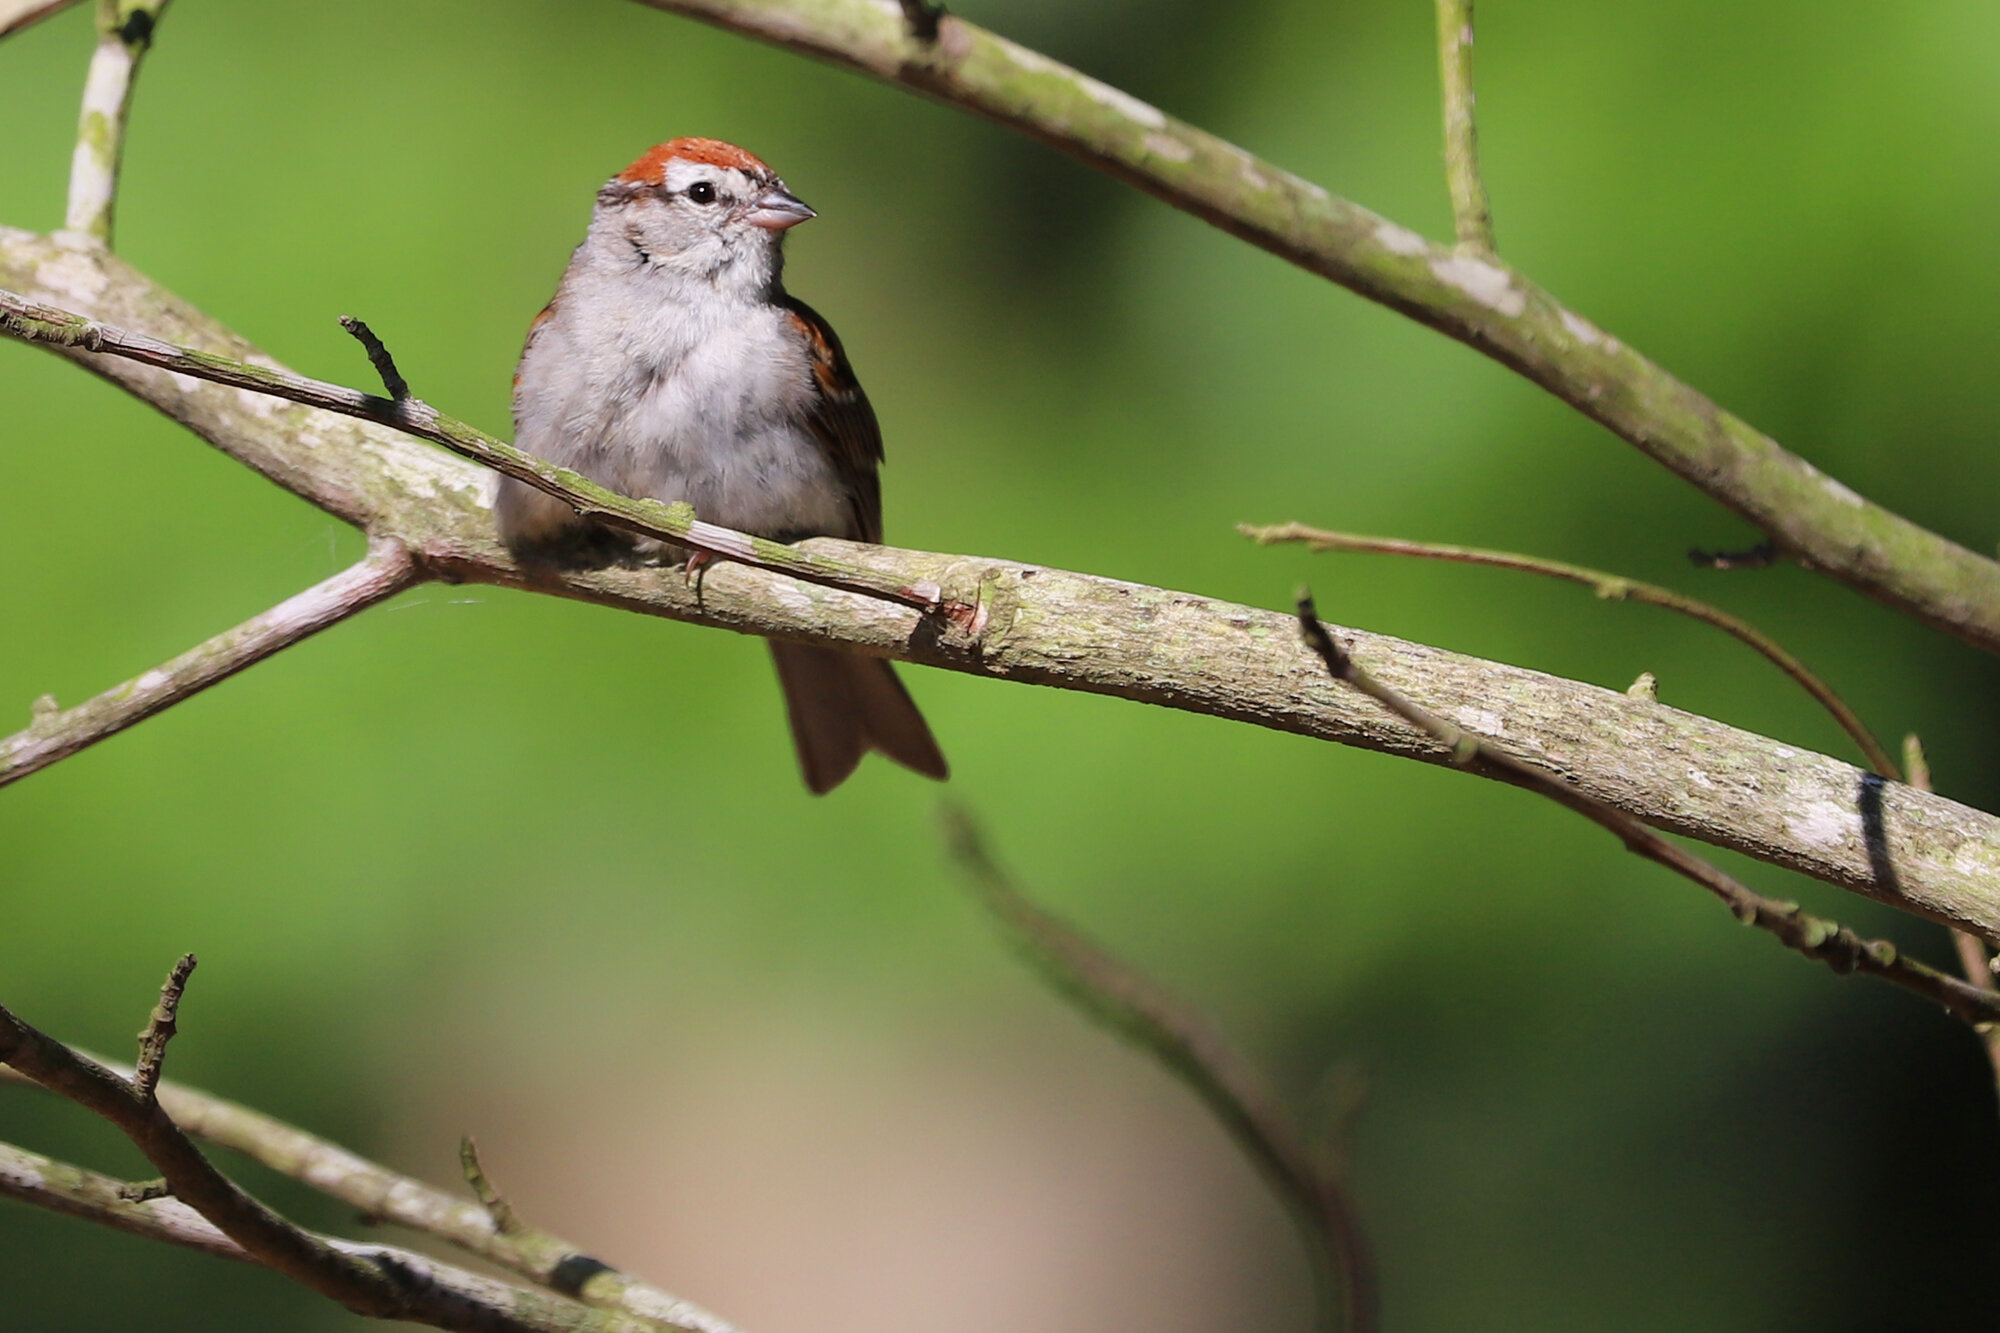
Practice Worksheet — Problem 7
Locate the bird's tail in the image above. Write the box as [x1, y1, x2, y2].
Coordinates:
[768, 642, 948, 794]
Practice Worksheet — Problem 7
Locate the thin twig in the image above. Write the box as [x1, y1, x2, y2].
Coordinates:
[624, 0, 2000, 658]
[0, 976, 702, 1333]
[0, 538, 418, 788]
[1433, 0, 1493, 254]
[1294, 592, 2000, 1026]
[132, 952, 195, 1103]
[0, 289, 950, 617]
[0, 1055, 738, 1333]
[65, 0, 172, 245]
[945, 807, 1377, 1333]
[460, 1137, 523, 1237]
[1245, 523, 1898, 776]
[339, 315, 410, 400]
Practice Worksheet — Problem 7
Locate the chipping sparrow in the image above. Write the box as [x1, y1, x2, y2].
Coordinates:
[496, 138, 948, 794]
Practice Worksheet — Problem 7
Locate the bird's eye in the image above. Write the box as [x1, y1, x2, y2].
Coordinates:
[686, 181, 717, 204]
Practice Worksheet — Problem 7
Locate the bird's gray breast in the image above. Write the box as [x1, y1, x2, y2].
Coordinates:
[562, 289, 851, 540]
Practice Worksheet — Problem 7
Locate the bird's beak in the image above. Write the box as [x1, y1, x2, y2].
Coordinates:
[744, 185, 816, 231]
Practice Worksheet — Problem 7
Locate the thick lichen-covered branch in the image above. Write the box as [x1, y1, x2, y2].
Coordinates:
[625, 0, 2000, 656]
[4, 229, 2000, 940]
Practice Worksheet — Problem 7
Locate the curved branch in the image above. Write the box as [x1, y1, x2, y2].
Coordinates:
[947, 808, 1375, 1333]
[624, 0, 2000, 656]
[4, 230, 2000, 940]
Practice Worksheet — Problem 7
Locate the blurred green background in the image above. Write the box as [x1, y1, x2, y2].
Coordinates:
[5, 1, 2000, 1327]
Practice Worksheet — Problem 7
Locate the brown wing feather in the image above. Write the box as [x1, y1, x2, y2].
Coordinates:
[780, 295, 884, 543]
[512, 299, 559, 398]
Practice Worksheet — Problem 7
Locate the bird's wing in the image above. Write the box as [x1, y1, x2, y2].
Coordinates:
[780, 294, 884, 543]
[512, 298, 560, 400]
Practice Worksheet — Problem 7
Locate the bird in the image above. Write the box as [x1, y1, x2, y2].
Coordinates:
[496, 138, 947, 795]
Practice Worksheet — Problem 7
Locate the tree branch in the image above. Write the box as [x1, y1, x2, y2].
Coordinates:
[0, 1055, 739, 1333]
[623, 0, 2000, 657]
[0, 968, 715, 1333]
[0, 962, 423, 1323]
[1433, 0, 1494, 254]
[4, 233, 2000, 939]
[1244, 523, 1897, 776]
[946, 808, 1375, 1333]
[1293, 595, 2000, 1028]
[0, 538, 418, 788]
[0, 1133, 686, 1333]
[0, 1140, 248, 1261]
[65, 0, 173, 246]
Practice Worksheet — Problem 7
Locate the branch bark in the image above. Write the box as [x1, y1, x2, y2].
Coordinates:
[65, 0, 173, 246]
[1434, 0, 1494, 254]
[4, 228, 2000, 941]
[0, 1140, 248, 1261]
[623, 0, 2000, 657]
